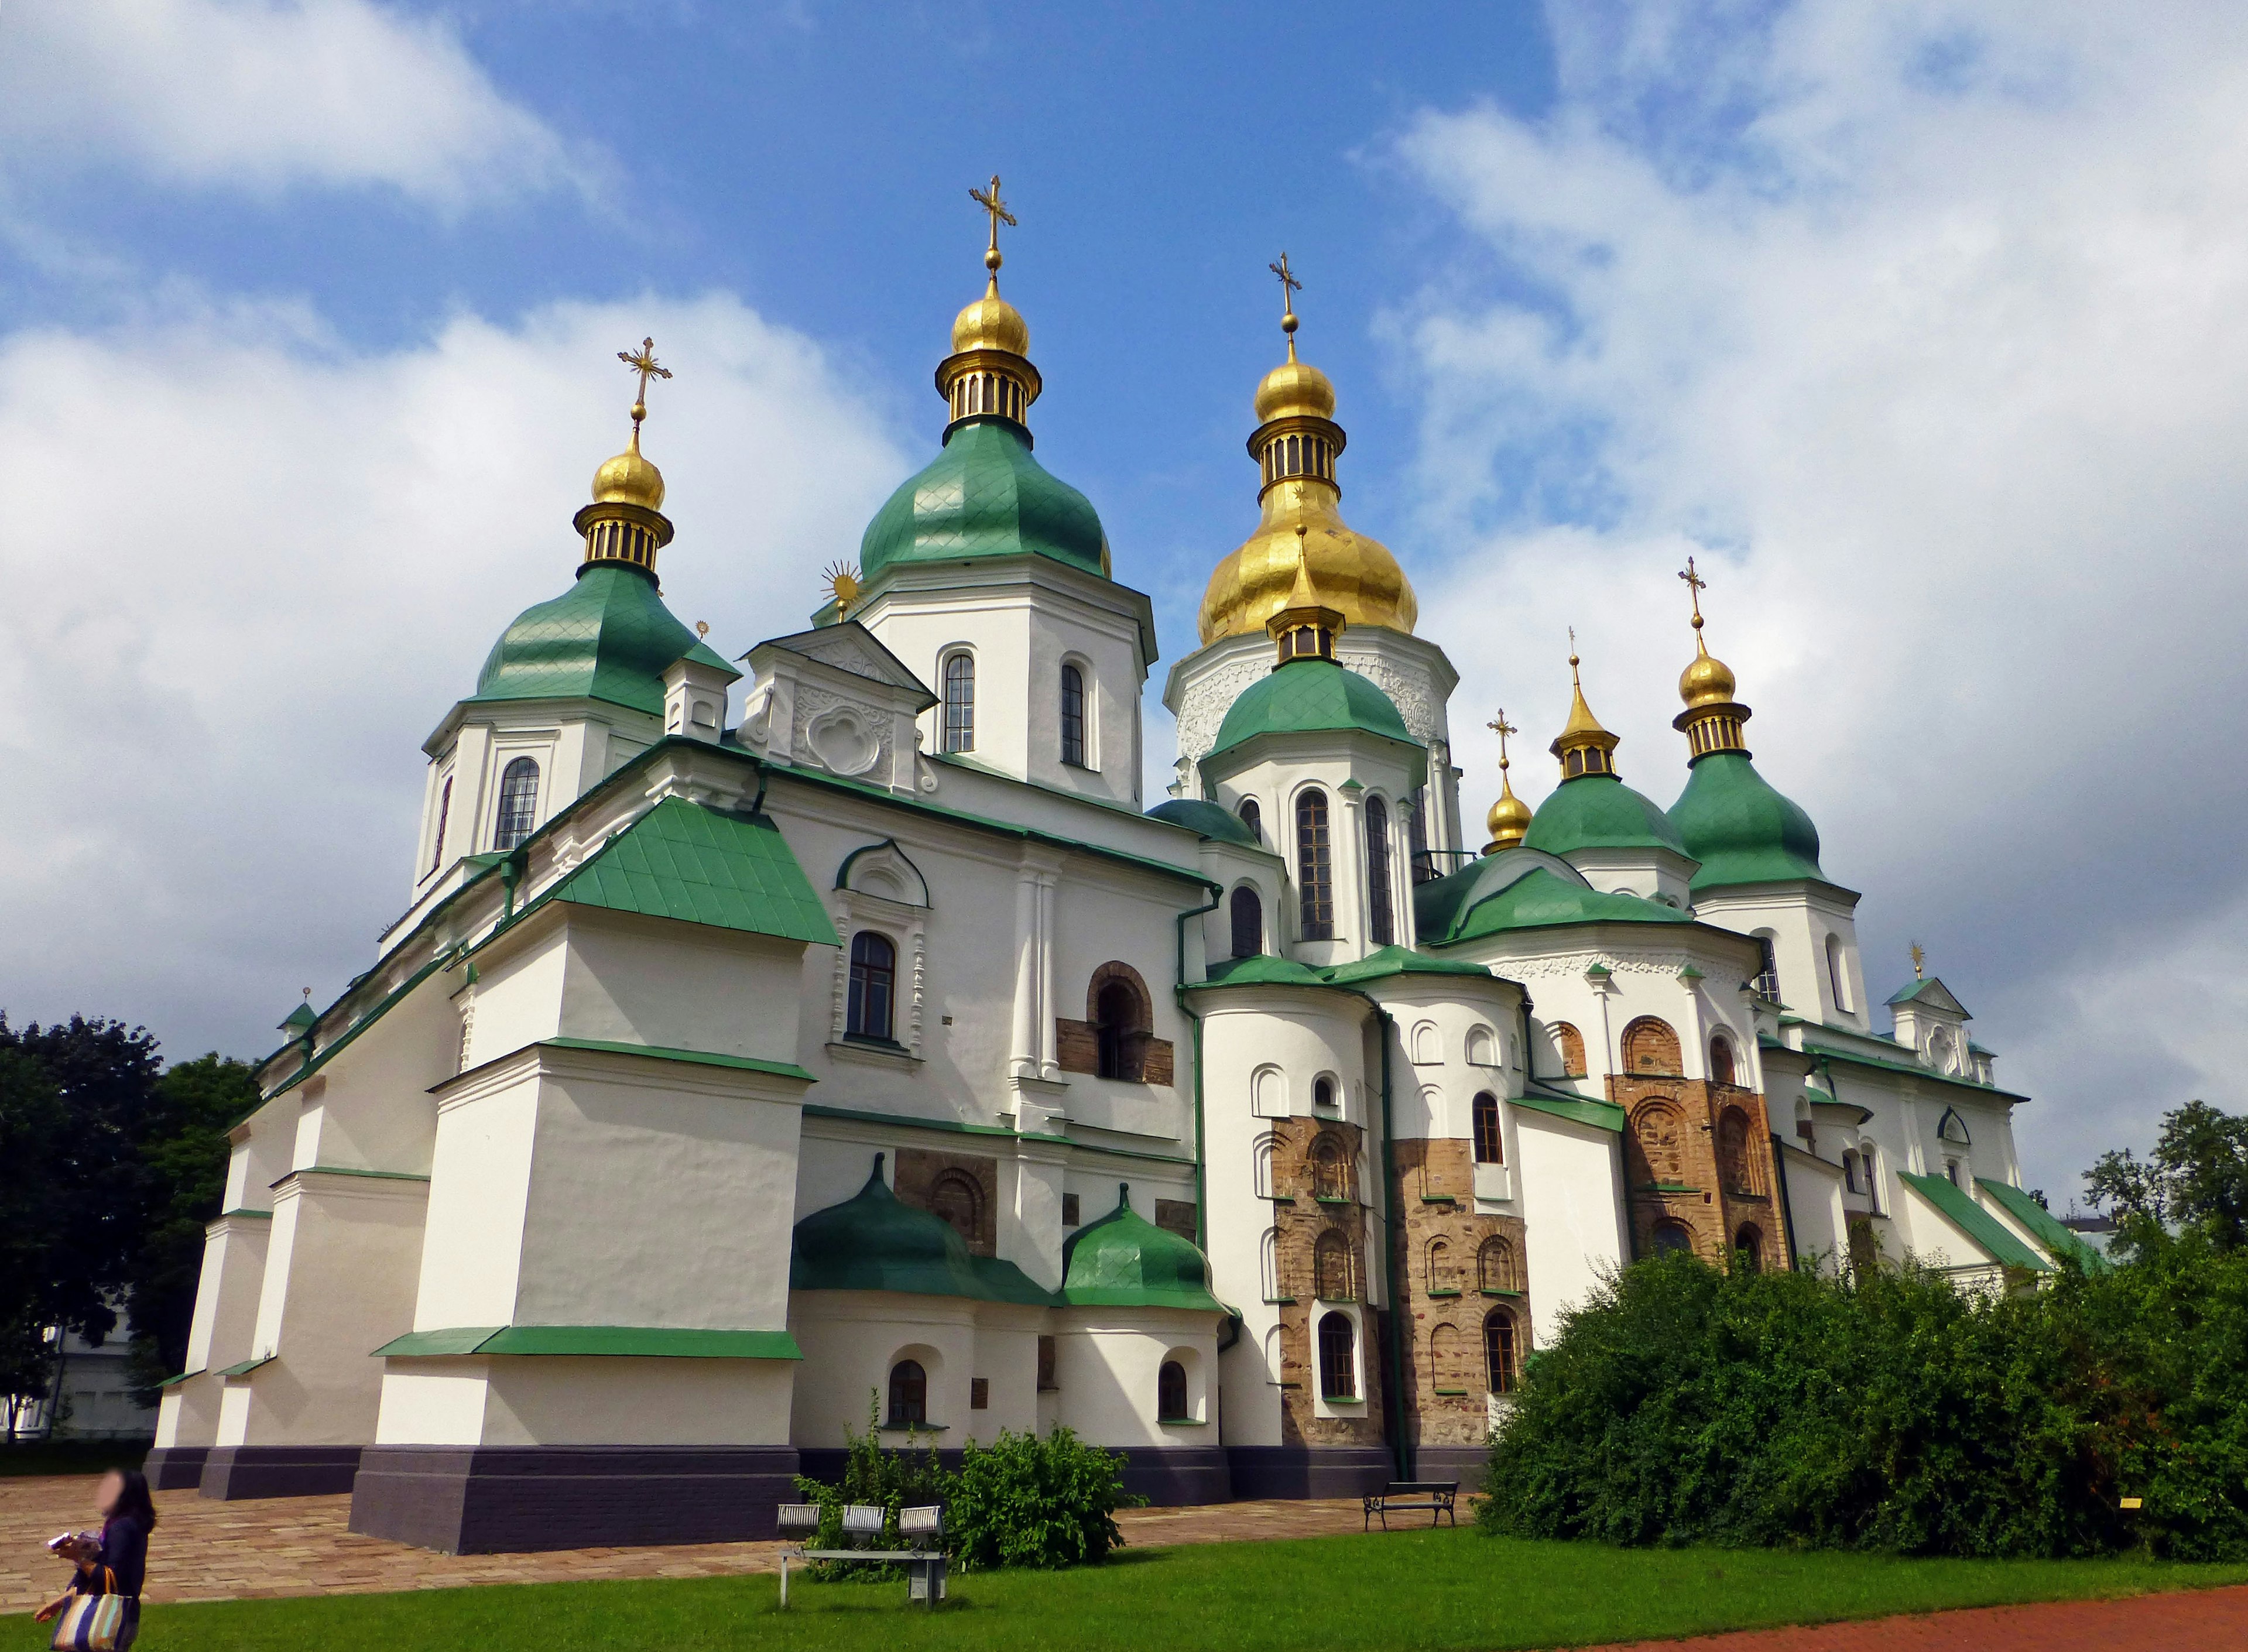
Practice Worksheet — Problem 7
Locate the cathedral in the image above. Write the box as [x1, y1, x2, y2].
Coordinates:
[146, 194, 2095, 1554]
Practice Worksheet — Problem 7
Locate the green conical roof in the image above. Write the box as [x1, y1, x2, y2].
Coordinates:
[1667, 750, 1824, 892]
[1144, 798, 1261, 845]
[1061, 1184, 1224, 1313]
[1208, 659, 1418, 760]
[859, 421, 1108, 587]
[1522, 773, 1688, 858]
[790, 1156, 1055, 1305]
[472, 563, 698, 717]
[1445, 866, 1692, 941]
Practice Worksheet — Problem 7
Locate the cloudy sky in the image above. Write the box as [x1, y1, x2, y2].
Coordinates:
[3, 1, 2242, 1202]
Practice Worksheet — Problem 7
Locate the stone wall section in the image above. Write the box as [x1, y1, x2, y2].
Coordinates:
[1264, 1116, 1385, 1449]
[1610, 1075, 1784, 1271]
[892, 1147, 999, 1257]
[1390, 1137, 1532, 1448]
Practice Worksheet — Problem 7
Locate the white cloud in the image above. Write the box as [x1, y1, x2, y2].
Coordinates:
[1394, 2, 2248, 1192]
[0, 293, 906, 1057]
[0, 0, 588, 209]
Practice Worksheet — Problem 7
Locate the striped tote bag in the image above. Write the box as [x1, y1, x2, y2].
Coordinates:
[50, 1571, 129, 1651]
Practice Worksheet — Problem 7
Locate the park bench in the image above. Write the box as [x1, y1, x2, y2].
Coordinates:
[776, 1502, 947, 1608]
[1362, 1480, 1459, 1530]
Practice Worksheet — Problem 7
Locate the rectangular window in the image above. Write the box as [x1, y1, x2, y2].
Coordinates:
[1297, 790, 1334, 940]
[1061, 1192, 1081, 1227]
[1037, 1335, 1058, 1391]
[1060, 663, 1088, 767]
[942, 654, 975, 753]
[970, 1377, 989, 1410]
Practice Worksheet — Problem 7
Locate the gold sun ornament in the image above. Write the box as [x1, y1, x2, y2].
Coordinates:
[824, 561, 862, 619]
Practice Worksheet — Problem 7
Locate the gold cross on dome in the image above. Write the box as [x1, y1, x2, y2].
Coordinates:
[1910, 941, 1925, 980]
[617, 337, 671, 429]
[1487, 710, 1517, 767]
[1678, 555, 1707, 628]
[970, 174, 1016, 272]
[1269, 251, 1301, 305]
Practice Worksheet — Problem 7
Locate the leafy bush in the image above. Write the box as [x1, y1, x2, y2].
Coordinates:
[791, 1394, 950, 1581]
[947, 1425, 1142, 1571]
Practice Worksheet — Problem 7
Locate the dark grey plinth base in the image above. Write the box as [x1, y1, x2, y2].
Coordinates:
[200, 1445, 364, 1500]
[1118, 1444, 1232, 1506]
[1225, 1445, 1398, 1500]
[1411, 1445, 1488, 1493]
[142, 1446, 207, 1490]
[349, 1445, 802, 1554]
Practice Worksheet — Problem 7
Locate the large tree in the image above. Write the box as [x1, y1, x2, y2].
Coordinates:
[2086, 1099, 2248, 1253]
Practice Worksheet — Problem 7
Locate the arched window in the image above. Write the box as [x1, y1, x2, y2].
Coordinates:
[1651, 1220, 1694, 1256]
[1733, 1225, 1763, 1271]
[1259, 1227, 1280, 1301]
[1708, 1035, 1736, 1088]
[1938, 1106, 1972, 1146]
[1751, 934, 1781, 1002]
[1094, 974, 1147, 1081]
[1622, 1016, 1682, 1076]
[1310, 1135, 1351, 1201]
[1296, 789, 1334, 940]
[887, 1358, 927, 1427]
[1157, 1359, 1188, 1421]
[1252, 1133, 1276, 1199]
[1465, 1025, 1498, 1067]
[1060, 663, 1088, 767]
[1317, 1311, 1357, 1399]
[1365, 795, 1394, 946]
[1472, 1093, 1503, 1164]
[1716, 1108, 1758, 1196]
[1407, 789, 1431, 883]
[941, 653, 975, 753]
[846, 931, 897, 1042]
[1478, 1235, 1517, 1293]
[930, 1170, 981, 1242]
[1842, 1150, 1861, 1194]
[1551, 1022, 1587, 1079]
[1251, 1065, 1286, 1118]
[1633, 1102, 1685, 1185]
[1238, 797, 1262, 841]
[1314, 1230, 1353, 1300]
[427, 775, 453, 875]
[1425, 1237, 1452, 1293]
[1429, 1322, 1460, 1391]
[1483, 1308, 1519, 1394]
[1229, 886, 1263, 959]
[1825, 934, 1851, 1012]
[1411, 1022, 1440, 1064]
[493, 756, 540, 851]
[1313, 1074, 1338, 1111]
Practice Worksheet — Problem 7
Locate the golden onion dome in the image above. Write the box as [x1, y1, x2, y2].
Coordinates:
[1198, 487, 1417, 643]
[1678, 640, 1736, 710]
[1253, 355, 1336, 424]
[592, 429, 664, 512]
[952, 280, 1030, 357]
[1485, 779, 1533, 852]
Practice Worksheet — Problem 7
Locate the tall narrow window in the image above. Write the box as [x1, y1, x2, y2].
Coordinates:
[1472, 1092, 1503, 1164]
[887, 1359, 927, 1427]
[1238, 797, 1262, 841]
[847, 931, 896, 1042]
[1365, 795, 1394, 946]
[1229, 886, 1263, 959]
[942, 653, 975, 753]
[1297, 789, 1334, 939]
[1407, 787, 1430, 880]
[427, 776, 453, 875]
[1318, 1311, 1358, 1399]
[1709, 1035, 1737, 1088]
[1826, 934, 1850, 1012]
[1314, 1229, 1353, 1299]
[493, 757, 540, 851]
[1751, 935, 1781, 1001]
[1157, 1360, 1188, 1421]
[1484, 1310, 1519, 1394]
[1060, 663, 1088, 767]
[1093, 976, 1146, 1081]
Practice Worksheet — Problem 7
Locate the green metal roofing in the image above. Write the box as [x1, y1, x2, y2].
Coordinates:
[471, 563, 699, 717]
[1976, 1178, 2106, 1269]
[1443, 867, 1692, 941]
[373, 1325, 803, 1359]
[859, 420, 1109, 588]
[1512, 1088, 1627, 1134]
[279, 1003, 316, 1035]
[1523, 773, 1690, 858]
[537, 1037, 815, 1084]
[1145, 797, 1261, 845]
[1192, 954, 1331, 988]
[1795, 1037, 2028, 1102]
[1322, 945, 1493, 985]
[1061, 1184, 1225, 1313]
[1666, 750, 1824, 892]
[677, 638, 742, 678]
[1207, 658, 1418, 760]
[1886, 976, 1964, 1009]
[546, 796, 839, 946]
[791, 1156, 1057, 1305]
[1899, 1171, 2048, 1272]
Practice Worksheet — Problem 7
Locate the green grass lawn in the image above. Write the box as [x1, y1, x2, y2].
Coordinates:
[0, 1441, 148, 1479]
[8, 1528, 2246, 1652]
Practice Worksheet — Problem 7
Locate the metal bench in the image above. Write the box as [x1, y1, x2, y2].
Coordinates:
[1362, 1480, 1459, 1529]
[776, 1502, 947, 1608]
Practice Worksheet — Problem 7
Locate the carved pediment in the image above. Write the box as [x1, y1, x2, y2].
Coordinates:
[749, 622, 934, 705]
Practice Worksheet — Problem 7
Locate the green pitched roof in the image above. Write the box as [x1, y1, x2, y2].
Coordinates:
[860, 420, 1109, 588]
[1975, 1178, 2106, 1269]
[1886, 976, 1965, 1009]
[1193, 954, 1330, 988]
[1667, 750, 1824, 892]
[472, 563, 699, 717]
[791, 1157, 1057, 1304]
[1144, 798, 1262, 845]
[279, 1003, 316, 1035]
[1899, 1171, 2048, 1272]
[1322, 945, 1493, 985]
[1061, 1184, 1225, 1313]
[1208, 658, 1418, 760]
[1444, 867, 1692, 941]
[547, 796, 838, 945]
[1524, 773, 1689, 858]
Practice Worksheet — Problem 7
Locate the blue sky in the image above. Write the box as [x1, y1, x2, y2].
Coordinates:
[7, 2, 2248, 1202]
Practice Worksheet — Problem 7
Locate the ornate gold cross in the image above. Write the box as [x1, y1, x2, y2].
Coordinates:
[617, 337, 671, 430]
[1487, 710, 1517, 769]
[1269, 251, 1301, 306]
[970, 174, 1016, 272]
[1678, 554, 1707, 628]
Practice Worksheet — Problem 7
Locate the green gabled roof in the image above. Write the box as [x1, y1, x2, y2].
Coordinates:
[1144, 798, 1262, 846]
[279, 1003, 316, 1035]
[471, 563, 699, 717]
[1667, 750, 1823, 892]
[677, 638, 742, 678]
[1061, 1184, 1225, 1313]
[1322, 945, 1493, 985]
[1524, 773, 1688, 858]
[860, 420, 1109, 587]
[546, 796, 838, 946]
[1898, 1171, 2048, 1272]
[1887, 976, 1966, 1010]
[1444, 867, 1692, 941]
[1207, 658, 1418, 760]
[791, 1156, 1057, 1305]
[1976, 1178, 2106, 1269]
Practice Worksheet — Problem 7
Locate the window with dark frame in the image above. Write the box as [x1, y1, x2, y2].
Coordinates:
[1157, 1360, 1188, 1421]
[1238, 797, 1262, 841]
[1060, 663, 1088, 767]
[1484, 1309, 1518, 1394]
[1061, 1192, 1081, 1226]
[969, 1377, 989, 1410]
[1709, 1035, 1737, 1088]
[1037, 1335, 1058, 1391]
[887, 1358, 927, 1427]
[846, 931, 897, 1042]
[428, 775, 452, 875]
[1407, 789, 1431, 882]
[1094, 978, 1143, 1081]
[942, 653, 975, 753]
[493, 756, 540, 851]
[1752, 935, 1781, 1001]
[1296, 789, 1334, 939]
[1472, 1092, 1503, 1164]
[1229, 886, 1263, 958]
[1317, 1311, 1358, 1400]
[1365, 795, 1394, 945]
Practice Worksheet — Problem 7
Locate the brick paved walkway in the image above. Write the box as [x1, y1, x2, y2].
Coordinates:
[1584, 1582, 2248, 1650]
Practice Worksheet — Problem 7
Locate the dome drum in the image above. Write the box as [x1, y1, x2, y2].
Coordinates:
[936, 345, 1042, 438]
[573, 499, 674, 575]
[1674, 700, 1752, 762]
[1251, 413, 1345, 498]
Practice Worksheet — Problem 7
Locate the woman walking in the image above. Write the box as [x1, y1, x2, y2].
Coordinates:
[33, 1465, 155, 1650]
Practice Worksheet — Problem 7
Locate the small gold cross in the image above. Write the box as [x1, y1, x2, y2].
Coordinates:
[970, 175, 1016, 275]
[1487, 710, 1517, 769]
[616, 337, 671, 430]
[1678, 555, 1707, 630]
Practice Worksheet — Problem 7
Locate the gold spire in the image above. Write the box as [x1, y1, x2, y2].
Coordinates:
[1482, 709, 1532, 854]
[1670, 555, 1753, 761]
[578, 337, 676, 574]
[940, 176, 1040, 429]
[1264, 523, 1344, 664]
[1198, 255, 1416, 643]
[1551, 628, 1622, 779]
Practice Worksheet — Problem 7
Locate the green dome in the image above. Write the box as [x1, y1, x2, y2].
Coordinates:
[1145, 798, 1260, 845]
[859, 421, 1108, 587]
[790, 1156, 1054, 1305]
[1668, 750, 1824, 892]
[1061, 1184, 1225, 1312]
[472, 563, 697, 718]
[1208, 659, 1418, 760]
[1522, 773, 1689, 859]
[1446, 866, 1692, 941]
